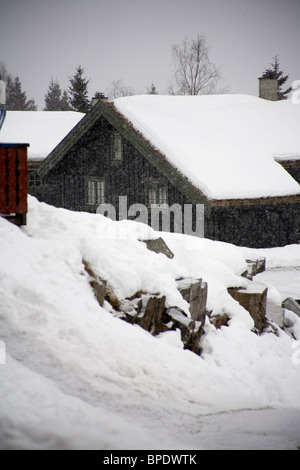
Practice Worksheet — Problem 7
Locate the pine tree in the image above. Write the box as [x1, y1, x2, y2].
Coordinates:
[60, 90, 71, 110]
[44, 78, 62, 110]
[0, 62, 37, 110]
[44, 78, 71, 111]
[68, 65, 90, 112]
[25, 98, 37, 111]
[262, 55, 292, 100]
[12, 76, 27, 109]
[5, 76, 15, 108]
[6, 76, 37, 110]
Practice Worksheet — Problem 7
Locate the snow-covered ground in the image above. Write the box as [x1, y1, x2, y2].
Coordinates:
[0, 197, 300, 450]
[254, 268, 300, 301]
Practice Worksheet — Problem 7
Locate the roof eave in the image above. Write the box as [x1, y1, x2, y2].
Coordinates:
[210, 193, 300, 207]
[276, 159, 300, 169]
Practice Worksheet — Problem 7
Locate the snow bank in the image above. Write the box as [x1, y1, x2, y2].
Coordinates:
[0, 197, 300, 449]
[114, 94, 300, 200]
[241, 244, 300, 269]
[0, 111, 84, 160]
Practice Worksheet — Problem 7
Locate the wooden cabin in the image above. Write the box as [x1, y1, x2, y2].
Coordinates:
[29, 95, 300, 248]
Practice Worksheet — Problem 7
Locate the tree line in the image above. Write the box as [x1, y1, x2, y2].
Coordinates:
[0, 62, 37, 110]
[0, 35, 292, 113]
[0, 62, 90, 112]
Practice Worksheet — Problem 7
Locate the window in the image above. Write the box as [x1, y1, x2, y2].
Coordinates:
[111, 132, 123, 162]
[86, 178, 105, 206]
[158, 185, 168, 205]
[28, 171, 42, 188]
[146, 179, 168, 207]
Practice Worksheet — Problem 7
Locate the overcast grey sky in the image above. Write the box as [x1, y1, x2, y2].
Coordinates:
[1, 0, 299, 109]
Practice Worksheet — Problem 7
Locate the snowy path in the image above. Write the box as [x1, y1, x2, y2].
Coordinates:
[178, 407, 300, 450]
[255, 267, 300, 301]
[96, 399, 300, 450]
[2, 349, 300, 450]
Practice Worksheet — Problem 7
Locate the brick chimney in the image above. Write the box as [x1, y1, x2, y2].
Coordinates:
[259, 78, 278, 101]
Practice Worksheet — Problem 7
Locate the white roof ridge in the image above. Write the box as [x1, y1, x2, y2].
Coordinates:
[114, 94, 300, 199]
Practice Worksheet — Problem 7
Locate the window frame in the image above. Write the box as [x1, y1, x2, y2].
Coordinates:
[85, 176, 106, 208]
[111, 131, 123, 163]
[145, 178, 168, 208]
[28, 171, 42, 188]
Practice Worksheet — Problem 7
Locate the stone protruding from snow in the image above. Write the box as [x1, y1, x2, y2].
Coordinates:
[116, 289, 205, 355]
[266, 299, 284, 328]
[165, 307, 204, 355]
[82, 259, 106, 307]
[141, 238, 174, 259]
[228, 286, 268, 333]
[135, 295, 167, 334]
[242, 257, 266, 280]
[282, 297, 300, 318]
[210, 314, 229, 329]
[176, 278, 207, 321]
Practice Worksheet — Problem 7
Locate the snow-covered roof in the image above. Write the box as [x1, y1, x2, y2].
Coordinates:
[114, 94, 300, 200]
[0, 111, 84, 160]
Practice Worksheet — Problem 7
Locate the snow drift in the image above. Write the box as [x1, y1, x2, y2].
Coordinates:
[0, 197, 300, 450]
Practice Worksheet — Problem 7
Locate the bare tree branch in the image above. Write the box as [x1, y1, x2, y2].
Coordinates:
[171, 35, 221, 95]
[106, 79, 135, 100]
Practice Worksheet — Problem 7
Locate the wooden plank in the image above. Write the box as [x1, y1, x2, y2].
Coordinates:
[7, 148, 17, 213]
[0, 148, 7, 213]
[16, 147, 28, 213]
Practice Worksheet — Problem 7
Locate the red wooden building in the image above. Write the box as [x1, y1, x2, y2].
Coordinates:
[0, 143, 29, 226]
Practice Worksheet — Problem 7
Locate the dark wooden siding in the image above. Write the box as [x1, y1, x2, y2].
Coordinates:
[284, 167, 300, 185]
[32, 115, 188, 212]
[206, 202, 299, 248]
